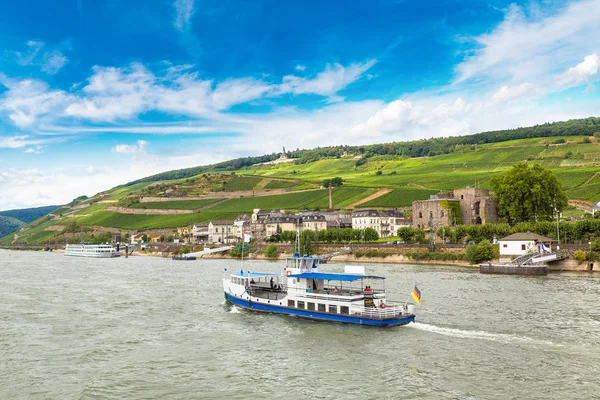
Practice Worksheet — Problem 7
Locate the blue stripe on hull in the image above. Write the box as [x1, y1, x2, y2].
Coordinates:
[224, 292, 415, 327]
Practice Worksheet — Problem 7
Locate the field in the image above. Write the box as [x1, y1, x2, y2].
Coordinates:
[220, 176, 263, 191]
[129, 199, 221, 210]
[264, 179, 301, 189]
[359, 188, 439, 207]
[205, 187, 373, 214]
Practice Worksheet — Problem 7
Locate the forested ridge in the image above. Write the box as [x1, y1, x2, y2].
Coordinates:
[125, 117, 600, 185]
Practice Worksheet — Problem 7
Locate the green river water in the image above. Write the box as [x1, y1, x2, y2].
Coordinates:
[1, 250, 599, 399]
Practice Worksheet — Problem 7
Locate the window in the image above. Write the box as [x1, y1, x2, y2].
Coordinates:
[521, 244, 526, 251]
[288, 300, 295, 307]
[419, 212, 423, 218]
[318, 304, 326, 312]
[461, 195, 464, 199]
[340, 306, 349, 315]
[329, 305, 337, 313]
[440, 210, 444, 217]
[307, 302, 315, 311]
[297, 301, 305, 309]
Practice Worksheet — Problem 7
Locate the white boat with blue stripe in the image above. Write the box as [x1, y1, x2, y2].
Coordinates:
[223, 254, 417, 327]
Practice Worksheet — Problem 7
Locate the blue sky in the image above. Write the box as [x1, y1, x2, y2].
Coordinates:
[0, 0, 599, 210]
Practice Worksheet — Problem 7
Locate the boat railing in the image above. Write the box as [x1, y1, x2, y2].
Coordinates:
[286, 286, 384, 298]
[350, 301, 410, 319]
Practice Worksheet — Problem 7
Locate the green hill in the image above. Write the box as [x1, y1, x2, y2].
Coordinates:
[4, 117, 600, 246]
[0, 216, 26, 238]
[0, 205, 60, 223]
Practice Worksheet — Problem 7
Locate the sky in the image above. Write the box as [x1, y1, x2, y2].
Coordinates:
[0, 0, 599, 211]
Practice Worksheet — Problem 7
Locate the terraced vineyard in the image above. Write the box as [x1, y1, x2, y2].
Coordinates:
[129, 199, 221, 210]
[359, 188, 439, 207]
[6, 133, 600, 245]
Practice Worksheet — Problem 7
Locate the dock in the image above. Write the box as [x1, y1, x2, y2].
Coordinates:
[480, 252, 566, 275]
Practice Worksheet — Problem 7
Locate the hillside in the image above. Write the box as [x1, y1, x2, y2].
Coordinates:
[0, 216, 26, 238]
[0, 205, 60, 223]
[0, 205, 59, 238]
[4, 124, 600, 245]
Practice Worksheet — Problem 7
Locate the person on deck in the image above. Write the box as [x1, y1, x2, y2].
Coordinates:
[250, 278, 256, 285]
[270, 277, 274, 289]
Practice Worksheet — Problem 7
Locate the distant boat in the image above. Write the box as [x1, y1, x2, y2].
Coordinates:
[172, 254, 197, 261]
[64, 244, 120, 258]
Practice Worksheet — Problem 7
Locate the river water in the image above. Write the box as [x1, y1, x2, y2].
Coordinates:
[1, 250, 599, 399]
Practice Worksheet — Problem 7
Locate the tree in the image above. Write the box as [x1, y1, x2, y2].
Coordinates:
[397, 227, 414, 243]
[321, 177, 344, 187]
[490, 163, 568, 223]
[465, 240, 497, 264]
[264, 244, 279, 258]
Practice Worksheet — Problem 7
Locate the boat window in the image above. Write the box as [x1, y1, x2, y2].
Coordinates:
[288, 300, 295, 307]
[328, 305, 337, 314]
[297, 301, 305, 309]
[307, 302, 315, 311]
[340, 306, 349, 315]
[318, 304, 326, 312]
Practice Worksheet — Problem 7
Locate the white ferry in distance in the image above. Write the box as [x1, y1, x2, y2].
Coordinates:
[64, 244, 120, 258]
[223, 238, 418, 327]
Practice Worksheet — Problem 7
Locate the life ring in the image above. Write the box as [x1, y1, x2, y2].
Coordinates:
[286, 270, 291, 276]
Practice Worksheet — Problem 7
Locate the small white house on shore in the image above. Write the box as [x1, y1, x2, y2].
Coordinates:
[498, 232, 557, 257]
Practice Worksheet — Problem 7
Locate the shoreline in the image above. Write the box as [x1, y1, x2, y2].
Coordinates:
[2, 247, 597, 272]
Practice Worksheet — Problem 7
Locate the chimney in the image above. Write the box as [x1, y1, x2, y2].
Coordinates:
[328, 183, 333, 211]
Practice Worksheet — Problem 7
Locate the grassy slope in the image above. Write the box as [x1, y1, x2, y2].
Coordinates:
[8, 135, 600, 244]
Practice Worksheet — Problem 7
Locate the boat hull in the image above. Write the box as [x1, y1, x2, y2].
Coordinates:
[224, 292, 415, 327]
[64, 252, 119, 258]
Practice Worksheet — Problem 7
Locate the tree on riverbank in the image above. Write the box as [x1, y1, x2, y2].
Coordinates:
[490, 163, 568, 223]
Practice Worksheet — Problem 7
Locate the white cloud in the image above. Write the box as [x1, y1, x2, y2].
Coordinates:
[41, 50, 69, 74]
[0, 76, 72, 128]
[487, 83, 537, 106]
[558, 54, 600, 87]
[173, 0, 195, 31]
[112, 140, 149, 154]
[280, 59, 377, 98]
[14, 40, 68, 75]
[39, 60, 376, 124]
[295, 64, 306, 71]
[0, 134, 60, 149]
[455, 0, 600, 84]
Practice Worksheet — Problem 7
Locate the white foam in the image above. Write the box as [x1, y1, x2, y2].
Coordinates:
[229, 306, 242, 314]
[408, 322, 558, 347]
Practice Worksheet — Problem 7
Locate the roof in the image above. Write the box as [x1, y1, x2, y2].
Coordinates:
[232, 271, 281, 278]
[499, 232, 557, 242]
[288, 272, 385, 282]
[210, 220, 234, 225]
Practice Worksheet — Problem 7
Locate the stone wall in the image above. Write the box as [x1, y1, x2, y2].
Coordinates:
[454, 188, 498, 225]
[411, 199, 458, 230]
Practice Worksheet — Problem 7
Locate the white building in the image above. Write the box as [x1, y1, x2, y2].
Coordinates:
[352, 209, 406, 238]
[498, 233, 557, 257]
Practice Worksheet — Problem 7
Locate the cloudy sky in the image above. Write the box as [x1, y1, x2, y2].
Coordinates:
[0, 0, 599, 210]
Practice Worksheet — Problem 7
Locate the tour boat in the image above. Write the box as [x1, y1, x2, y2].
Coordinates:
[64, 244, 120, 258]
[223, 254, 417, 327]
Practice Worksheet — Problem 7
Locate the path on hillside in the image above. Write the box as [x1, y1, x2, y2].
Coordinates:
[568, 200, 594, 212]
[582, 171, 600, 185]
[344, 188, 392, 209]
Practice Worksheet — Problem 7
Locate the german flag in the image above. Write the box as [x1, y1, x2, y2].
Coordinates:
[411, 285, 421, 305]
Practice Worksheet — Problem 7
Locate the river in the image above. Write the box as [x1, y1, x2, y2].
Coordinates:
[1, 250, 599, 399]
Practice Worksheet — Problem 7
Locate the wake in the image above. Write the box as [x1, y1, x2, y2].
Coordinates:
[408, 322, 559, 347]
